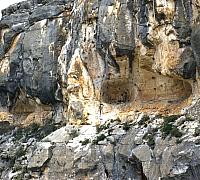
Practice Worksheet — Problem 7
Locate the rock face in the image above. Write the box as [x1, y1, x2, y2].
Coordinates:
[0, 0, 199, 120]
[1, 0, 200, 179]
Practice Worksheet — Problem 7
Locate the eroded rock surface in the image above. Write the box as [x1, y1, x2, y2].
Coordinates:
[0, 0, 199, 121]
[1, 0, 200, 179]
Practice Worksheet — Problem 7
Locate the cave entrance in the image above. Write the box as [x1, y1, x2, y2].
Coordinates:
[101, 79, 133, 104]
[100, 68, 192, 109]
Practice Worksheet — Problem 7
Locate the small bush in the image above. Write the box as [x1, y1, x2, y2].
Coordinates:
[123, 122, 131, 131]
[115, 117, 121, 122]
[15, 146, 26, 158]
[195, 137, 200, 144]
[23, 123, 40, 136]
[13, 164, 22, 172]
[31, 123, 40, 132]
[81, 139, 90, 145]
[143, 131, 156, 149]
[14, 128, 24, 140]
[96, 124, 109, 133]
[97, 134, 106, 141]
[152, 127, 158, 133]
[163, 115, 180, 123]
[161, 115, 182, 138]
[171, 127, 183, 138]
[161, 123, 183, 138]
[161, 123, 173, 138]
[138, 115, 150, 125]
[146, 134, 155, 149]
[92, 134, 106, 144]
[176, 138, 183, 144]
[108, 129, 113, 135]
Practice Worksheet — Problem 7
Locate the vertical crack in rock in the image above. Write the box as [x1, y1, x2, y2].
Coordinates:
[98, 145, 110, 179]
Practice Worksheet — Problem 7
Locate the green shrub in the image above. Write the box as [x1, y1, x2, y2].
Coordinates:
[138, 115, 150, 125]
[97, 134, 106, 141]
[96, 124, 109, 133]
[146, 134, 155, 149]
[161, 115, 183, 138]
[123, 122, 131, 131]
[81, 139, 90, 145]
[163, 115, 180, 122]
[171, 127, 183, 138]
[108, 129, 113, 135]
[14, 128, 24, 140]
[143, 132, 155, 149]
[32, 123, 40, 131]
[15, 146, 26, 158]
[161, 122, 173, 138]
[92, 134, 106, 144]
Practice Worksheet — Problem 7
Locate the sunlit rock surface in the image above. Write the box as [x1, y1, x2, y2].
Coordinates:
[1, 0, 200, 179]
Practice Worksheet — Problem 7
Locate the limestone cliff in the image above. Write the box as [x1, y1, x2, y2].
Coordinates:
[1, 0, 200, 179]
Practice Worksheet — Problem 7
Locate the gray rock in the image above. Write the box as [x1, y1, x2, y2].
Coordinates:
[28, 142, 53, 169]
[131, 144, 151, 162]
[0, 0, 200, 179]
[42, 125, 78, 143]
[29, 5, 65, 24]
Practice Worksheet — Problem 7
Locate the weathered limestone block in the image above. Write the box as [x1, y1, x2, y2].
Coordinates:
[42, 125, 79, 143]
[28, 142, 53, 169]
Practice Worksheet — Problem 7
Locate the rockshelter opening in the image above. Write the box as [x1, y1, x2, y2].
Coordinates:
[101, 69, 193, 107]
[101, 78, 133, 104]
